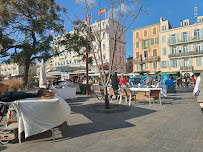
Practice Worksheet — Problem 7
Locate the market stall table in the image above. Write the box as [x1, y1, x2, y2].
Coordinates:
[11, 96, 71, 143]
[54, 86, 76, 99]
[129, 88, 162, 106]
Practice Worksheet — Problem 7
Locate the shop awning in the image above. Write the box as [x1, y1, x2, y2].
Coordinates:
[193, 70, 203, 74]
[161, 71, 179, 75]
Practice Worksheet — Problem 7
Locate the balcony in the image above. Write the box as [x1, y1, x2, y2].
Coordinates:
[168, 36, 203, 46]
[180, 66, 194, 71]
[168, 50, 203, 58]
[134, 56, 160, 63]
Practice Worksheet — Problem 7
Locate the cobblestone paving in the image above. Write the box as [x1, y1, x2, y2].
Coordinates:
[0, 88, 203, 152]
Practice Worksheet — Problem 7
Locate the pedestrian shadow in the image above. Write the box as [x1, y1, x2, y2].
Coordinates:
[0, 145, 7, 151]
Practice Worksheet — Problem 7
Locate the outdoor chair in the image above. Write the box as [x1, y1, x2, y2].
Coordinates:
[93, 83, 104, 100]
[144, 90, 162, 105]
[108, 88, 120, 102]
[125, 89, 136, 105]
[118, 89, 133, 105]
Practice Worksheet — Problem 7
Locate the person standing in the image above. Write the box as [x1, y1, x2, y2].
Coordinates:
[120, 74, 127, 87]
[146, 73, 153, 85]
[193, 73, 203, 113]
[111, 72, 119, 93]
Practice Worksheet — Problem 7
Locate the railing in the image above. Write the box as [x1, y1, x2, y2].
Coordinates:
[168, 36, 203, 45]
[180, 66, 193, 71]
[134, 56, 160, 63]
[168, 50, 203, 58]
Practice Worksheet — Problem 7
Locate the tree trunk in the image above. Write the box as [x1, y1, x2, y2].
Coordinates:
[104, 86, 110, 109]
[23, 63, 30, 88]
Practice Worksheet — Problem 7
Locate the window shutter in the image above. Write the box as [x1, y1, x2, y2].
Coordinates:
[157, 37, 159, 44]
[188, 44, 190, 52]
[200, 28, 203, 39]
[187, 31, 190, 41]
[169, 34, 172, 44]
[201, 42, 203, 50]
[147, 39, 149, 48]
[151, 39, 153, 45]
[181, 32, 183, 42]
[142, 41, 144, 50]
[177, 59, 180, 67]
[170, 47, 172, 54]
[181, 45, 183, 53]
[167, 61, 169, 67]
[170, 60, 172, 67]
[176, 33, 179, 42]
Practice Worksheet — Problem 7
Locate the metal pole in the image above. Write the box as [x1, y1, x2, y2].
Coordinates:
[86, 37, 89, 96]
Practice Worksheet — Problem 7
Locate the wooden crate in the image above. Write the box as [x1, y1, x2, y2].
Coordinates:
[0, 122, 18, 143]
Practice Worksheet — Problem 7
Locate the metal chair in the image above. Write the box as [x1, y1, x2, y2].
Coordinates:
[108, 88, 120, 102]
[93, 84, 104, 100]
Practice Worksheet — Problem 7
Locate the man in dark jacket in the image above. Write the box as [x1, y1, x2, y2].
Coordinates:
[111, 72, 119, 93]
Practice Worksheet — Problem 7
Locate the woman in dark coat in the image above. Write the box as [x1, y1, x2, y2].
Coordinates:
[111, 72, 119, 93]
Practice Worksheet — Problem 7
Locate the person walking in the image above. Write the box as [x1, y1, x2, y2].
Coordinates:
[111, 72, 119, 93]
[120, 74, 127, 87]
[193, 73, 203, 113]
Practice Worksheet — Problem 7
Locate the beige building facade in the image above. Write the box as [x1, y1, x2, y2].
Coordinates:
[160, 16, 203, 75]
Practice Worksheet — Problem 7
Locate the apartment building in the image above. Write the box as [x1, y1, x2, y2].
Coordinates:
[52, 19, 126, 73]
[0, 63, 37, 77]
[132, 22, 160, 73]
[160, 16, 203, 75]
[126, 55, 133, 73]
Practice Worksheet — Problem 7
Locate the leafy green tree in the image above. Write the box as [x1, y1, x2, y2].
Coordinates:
[0, 0, 65, 86]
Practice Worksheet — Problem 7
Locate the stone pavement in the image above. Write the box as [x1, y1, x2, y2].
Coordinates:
[0, 88, 203, 152]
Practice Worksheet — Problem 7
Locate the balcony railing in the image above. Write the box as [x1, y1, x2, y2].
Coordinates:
[168, 50, 203, 58]
[168, 36, 203, 45]
[134, 56, 160, 63]
[180, 66, 193, 71]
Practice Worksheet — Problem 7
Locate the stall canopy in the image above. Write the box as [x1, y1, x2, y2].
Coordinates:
[48, 66, 86, 72]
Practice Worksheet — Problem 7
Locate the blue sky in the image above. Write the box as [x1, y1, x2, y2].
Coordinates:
[57, 0, 203, 58]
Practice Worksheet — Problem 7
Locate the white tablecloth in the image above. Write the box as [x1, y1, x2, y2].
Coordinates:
[55, 86, 76, 99]
[129, 88, 162, 92]
[13, 96, 71, 139]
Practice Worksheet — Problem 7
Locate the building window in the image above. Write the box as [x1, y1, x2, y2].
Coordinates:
[103, 32, 106, 39]
[183, 45, 189, 53]
[153, 62, 157, 69]
[136, 64, 140, 70]
[153, 49, 157, 56]
[184, 22, 189, 26]
[162, 47, 167, 56]
[136, 52, 140, 59]
[194, 29, 200, 40]
[182, 32, 188, 42]
[151, 38, 157, 45]
[136, 41, 139, 48]
[145, 63, 148, 69]
[103, 43, 106, 49]
[196, 57, 202, 66]
[171, 34, 176, 44]
[144, 50, 148, 58]
[161, 36, 166, 43]
[144, 30, 147, 37]
[162, 26, 166, 31]
[136, 32, 139, 38]
[103, 54, 106, 60]
[129, 66, 131, 70]
[172, 46, 177, 54]
[171, 59, 178, 68]
[152, 27, 156, 35]
[143, 40, 149, 49]
[199, 18, 203, 23]
[161, 61, 168, 68]
[195, 43, 201, 51]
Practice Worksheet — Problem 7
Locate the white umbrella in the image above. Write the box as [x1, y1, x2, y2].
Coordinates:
[39, 59, 47, 88]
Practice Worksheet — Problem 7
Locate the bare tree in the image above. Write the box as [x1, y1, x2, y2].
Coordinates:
[76, 0, 144, 109]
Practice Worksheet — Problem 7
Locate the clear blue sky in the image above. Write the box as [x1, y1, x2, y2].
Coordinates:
[57, 0, 203, 59]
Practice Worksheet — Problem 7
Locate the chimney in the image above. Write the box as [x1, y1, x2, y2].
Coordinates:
[180, 20, 183, 26]
[160, 17, 164, 23]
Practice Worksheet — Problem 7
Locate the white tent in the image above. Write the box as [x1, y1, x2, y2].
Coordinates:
[39, 59, 47, 88]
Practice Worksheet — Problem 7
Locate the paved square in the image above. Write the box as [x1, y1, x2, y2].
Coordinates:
[0, 88, 203, 152]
